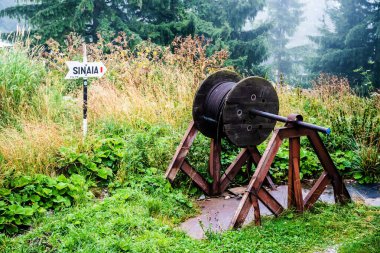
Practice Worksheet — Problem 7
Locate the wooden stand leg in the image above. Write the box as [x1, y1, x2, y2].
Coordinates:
[288, 137, 303, 212]
[307, 131, 351, 204]
[165, 122, 198, 183]
[210, 138, 222, 195]
[230, 131, 283, 228]
[251, 195, 261, 226]
[248, 147, 276, 190]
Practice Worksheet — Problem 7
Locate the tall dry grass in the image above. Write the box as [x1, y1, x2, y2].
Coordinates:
[0, 122, 75, 178]
[0, 33, 378, 181]
[0, 34, 228, 179]
[44, 34, 229, 128]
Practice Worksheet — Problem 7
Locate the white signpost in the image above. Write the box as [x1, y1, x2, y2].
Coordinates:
[65, 61, 107, 79]
[65, 44, 107, 138]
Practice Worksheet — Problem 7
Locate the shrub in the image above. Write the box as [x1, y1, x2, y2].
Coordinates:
[57, 138, 126, 184]
[0, 174, 91, 234]
[57, 124, 178, 185]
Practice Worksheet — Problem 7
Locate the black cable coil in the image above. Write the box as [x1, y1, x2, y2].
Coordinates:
[203, 81, 236, 130]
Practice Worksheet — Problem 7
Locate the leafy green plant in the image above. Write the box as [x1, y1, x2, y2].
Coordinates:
[352, 145, 380, 184]
[57, 124, 178, 185]
[57, 137, 127, 183]
[0, 174, 90, 234]
[269, 143, 321, 183]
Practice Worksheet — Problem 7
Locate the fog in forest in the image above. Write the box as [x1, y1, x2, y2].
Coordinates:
[0, 0, 18, 33]
[289, 0, 328, 47]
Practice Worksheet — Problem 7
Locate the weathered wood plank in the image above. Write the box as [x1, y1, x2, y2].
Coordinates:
[230, 130, 283, 228]
[220, 149, 250, 192]
[304, 172, 330, 209]
[278, 127, 311, 140]
[307, 131, 351, 204]
[257, 187, 284, 216]
[289, 137, 303, 212]
[248, 146, 276, 190]
[210, 139, 222, 195]
[230, 191, 252, 229]
[251, 196, 261, 226]
[181, 160, 211, 195]
[165, 122, 198, 183]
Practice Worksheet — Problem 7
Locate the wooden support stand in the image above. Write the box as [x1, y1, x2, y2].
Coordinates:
[165, 121, 275, 197]
[230, 126, 351, 228]
[166, 122, 351, 228]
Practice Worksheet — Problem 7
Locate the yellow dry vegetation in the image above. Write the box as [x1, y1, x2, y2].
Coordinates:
[0, 34, 378, 181]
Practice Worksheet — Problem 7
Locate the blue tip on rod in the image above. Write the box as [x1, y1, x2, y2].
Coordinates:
[294, 121, 331, 135]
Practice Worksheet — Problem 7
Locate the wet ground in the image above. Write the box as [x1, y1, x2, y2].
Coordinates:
[180, 183, 380, 239]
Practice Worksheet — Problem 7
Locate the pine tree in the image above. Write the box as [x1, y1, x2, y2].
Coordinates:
[310, 0, 380, 90]
[186, 0, 269, 74]
[0, 0, 18, 33]
[369, 1, 380, 89]
[1, 0, 269, 75]
[266, 0, 304, 81]
[1, 0, 193, 44]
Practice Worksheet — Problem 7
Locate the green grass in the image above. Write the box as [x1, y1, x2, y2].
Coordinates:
[0, 46, 46, 125]
[1, 186, 378, 253]
[339, 231, 380, 253]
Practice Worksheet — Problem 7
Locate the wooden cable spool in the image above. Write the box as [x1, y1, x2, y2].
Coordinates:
[192, 70, 279, 147]
[166, 70, 351, 229]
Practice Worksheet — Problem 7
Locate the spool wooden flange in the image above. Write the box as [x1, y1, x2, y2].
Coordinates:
[223, 77, 279, 147]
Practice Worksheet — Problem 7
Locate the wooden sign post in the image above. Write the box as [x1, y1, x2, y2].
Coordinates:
[65, 44, 107, 137]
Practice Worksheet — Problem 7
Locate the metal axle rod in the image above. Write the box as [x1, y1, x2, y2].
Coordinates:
[250, 109, 331, 135]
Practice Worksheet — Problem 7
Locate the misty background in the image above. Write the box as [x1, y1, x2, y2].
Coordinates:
[0, 0, 18, 33]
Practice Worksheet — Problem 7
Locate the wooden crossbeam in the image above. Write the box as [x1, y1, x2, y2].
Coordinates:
[304, 172, 330, 209]
[181, 160, 211, 195]
[257, 187, 284, 216]
[278, 127, 311, 139]
[220, 149, 250, 192]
